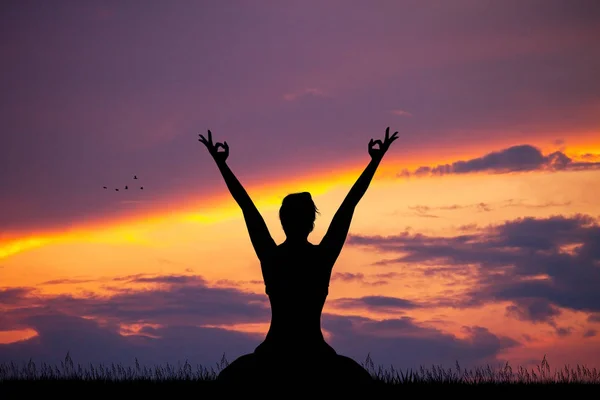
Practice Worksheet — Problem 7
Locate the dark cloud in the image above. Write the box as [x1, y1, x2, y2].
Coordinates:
[0, 272, 517, 369]
[505, 299, 561, 324]
[330, 296, 420, 313]
[40, 278, 95, 285]
[347, 214, 600, 323]
[510, 200, 573, 209]
[554, 326, 573, 337]
[372, 272, 403, 280]
[330, 272, 393, 286]
[583, 329, 597, 338]
[322, 314, 519, 369]
[588, 314, 600, 323]
[118, 274, 207, 286]
[405, 202, 494, 218]
[331, 272, 365, 282]
[580, 153, 600, 162]
[521, 334, 535, 343]
[399, 145, 600, 178]
[407, 205, 442, 218]
[0, 311, 517, 371]
[0, 275, 269, 366]
[0, 313, 261, 368]
[0, 287, 34, 307]
[2, 274, 270, 328]
[213, 279, 263, 287]
[406, 200, 573, 218]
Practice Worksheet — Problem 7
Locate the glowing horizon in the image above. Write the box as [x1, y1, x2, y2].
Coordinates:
[3, 135, 598, 260]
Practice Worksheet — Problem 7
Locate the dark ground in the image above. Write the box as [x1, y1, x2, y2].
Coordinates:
[1, 380, 598, 396]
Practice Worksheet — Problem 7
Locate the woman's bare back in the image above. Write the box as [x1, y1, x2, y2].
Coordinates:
[257, 241, 335, 356]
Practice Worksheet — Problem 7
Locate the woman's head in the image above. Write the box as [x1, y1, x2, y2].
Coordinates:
[279, 192, 319, 239]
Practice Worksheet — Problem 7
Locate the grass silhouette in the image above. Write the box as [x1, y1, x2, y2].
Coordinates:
[1, 353, 598, 388]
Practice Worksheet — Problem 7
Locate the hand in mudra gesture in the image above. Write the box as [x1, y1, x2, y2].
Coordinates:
[369, 127, 398, 162]
[199, 130, 229, 164]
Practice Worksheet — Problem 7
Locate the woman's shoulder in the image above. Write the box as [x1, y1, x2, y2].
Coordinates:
[269, 242, 321, 258]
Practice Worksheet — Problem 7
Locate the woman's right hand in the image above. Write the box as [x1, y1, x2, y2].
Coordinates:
[199, 130, 229, 164]
[368, 127, 398, 162]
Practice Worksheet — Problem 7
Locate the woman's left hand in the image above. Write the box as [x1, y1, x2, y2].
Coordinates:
[199, 130, 229, 164]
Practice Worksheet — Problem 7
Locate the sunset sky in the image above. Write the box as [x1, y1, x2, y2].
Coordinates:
[1, 0, 600, 371]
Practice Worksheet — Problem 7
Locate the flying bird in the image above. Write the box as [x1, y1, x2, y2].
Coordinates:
[103, 176, 143, 191]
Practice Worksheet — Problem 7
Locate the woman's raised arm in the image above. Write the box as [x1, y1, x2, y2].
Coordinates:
[319, 127, 398, 267]
[199, 130, 276, 262]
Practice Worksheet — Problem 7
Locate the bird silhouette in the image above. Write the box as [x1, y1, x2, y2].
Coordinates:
[102, 177, 142, 191]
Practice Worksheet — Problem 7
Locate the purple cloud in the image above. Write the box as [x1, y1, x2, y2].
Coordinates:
[330, 272, 392, 286]
[322, 314, 518, 369]
[330, 296, 421, 312]
[398, 145, 600, 178]
[1, 275, 270, 329]
[331, 272, 365, 283]
[505, 299, 562, 324]
[0, 272, 515, 369]
[583, 329, 597, 338]
[588, 314, 600, 323]
[347, 214, 600, 322]
[402, 201, 549, 219]
[0, 313, 261, 368]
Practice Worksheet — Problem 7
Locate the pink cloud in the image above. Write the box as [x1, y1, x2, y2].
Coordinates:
[390, 109, 412, 117]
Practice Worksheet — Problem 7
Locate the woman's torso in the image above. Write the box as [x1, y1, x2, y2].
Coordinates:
[258, 241, 334, 353]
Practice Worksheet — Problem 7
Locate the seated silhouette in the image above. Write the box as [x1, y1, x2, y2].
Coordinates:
[198, 128, 398, 386]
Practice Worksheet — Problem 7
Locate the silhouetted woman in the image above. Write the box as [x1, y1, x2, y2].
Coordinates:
[199, 128, 398, 386]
